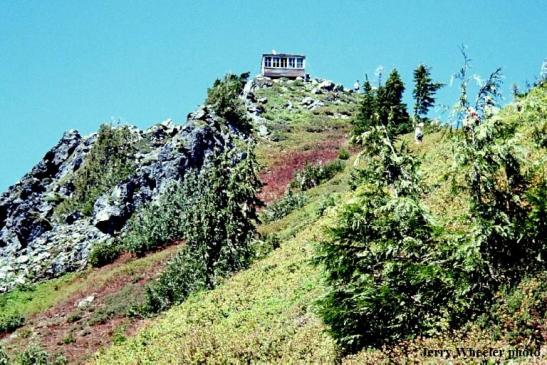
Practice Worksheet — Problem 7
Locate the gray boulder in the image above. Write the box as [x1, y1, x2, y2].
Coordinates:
[0, 105, 241, 293]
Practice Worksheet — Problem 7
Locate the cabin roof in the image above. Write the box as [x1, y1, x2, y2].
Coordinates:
[262, 53, 305, 58]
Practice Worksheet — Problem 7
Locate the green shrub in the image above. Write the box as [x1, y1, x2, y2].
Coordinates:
[290, 160, 345, 191]
[0, 347, 9, 365]
[112, 325, 127, 345]
[14, 345, 67, 365]
[0, 311, 24, 333]
[532, 120, 547, 148]
[338, 148, 350, 160]
[55, 124, 137, 218]
[122, 174, 199, 257]
[88, 240, 123, 267]
[261, 190, 307, 223]
[89, 284, 144, 325]
[489, 274, 547, 348]
[206, 72, 252, 133]
[316, 194, 337, 217]
[144, 245, 208, 313]
[16, 345, 49, 365]
[145, 144, 262, 313]
[251, 233, 281, 259]
[315, 127, 457, 352]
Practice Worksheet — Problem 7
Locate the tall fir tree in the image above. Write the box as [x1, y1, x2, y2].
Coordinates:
[145, 142, 263, 312]
[351, 77, 377, 139]
[315, 126, 453, 351]
[412, 64, 443, 123]
[380, 69, 411, 135]
[206, 72, 252, 134]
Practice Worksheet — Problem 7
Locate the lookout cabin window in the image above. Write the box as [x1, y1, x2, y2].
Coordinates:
[288, 58, 295, 68]
[261, 52, 305, 78]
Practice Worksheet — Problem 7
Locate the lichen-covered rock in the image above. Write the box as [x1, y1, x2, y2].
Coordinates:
[0, 108, 240, 293]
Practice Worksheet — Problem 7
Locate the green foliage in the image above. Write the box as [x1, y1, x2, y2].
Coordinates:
[13, 345, 67, 365]
[532, 120, 547, 148]
[316, 194, 337, 217]
[93, 81, 545, 364]
[413, 64, 443, 122]
[94, 199, 339, 365]
[352, 69, 411, 140]
[145, 143, 262, 313]
[0, 311, 24, 334]
[111, 325, 127, 346]
[16, 345, 49, 365]
[351, 79, 377, 137]
[55, 124, 137, 217]
[251, 233, 281, 259]
[261, 190, 308, 223]
[455, 66, 545, 284]
[121, 176, 199, 256]
[290, 160, 345, 191]
[486, 273, 547, 348]
[88, 240, 123, 267]
[0, 348, 8, 365]
[338, 148, 350, 160]
[381, 69, 412, 135]
[206, 72, 252, 133]
[144, 245, 209, 314]
[320, 61, 546, 353]
[315, 127, 456, 351]
[89, 284, 145, 325]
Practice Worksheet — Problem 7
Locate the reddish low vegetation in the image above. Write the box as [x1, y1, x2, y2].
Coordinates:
[259, 136, 347, 203]
[4, 246, 179, 364]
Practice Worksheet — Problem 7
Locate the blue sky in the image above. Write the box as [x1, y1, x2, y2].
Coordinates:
[1, 0, 545, 191]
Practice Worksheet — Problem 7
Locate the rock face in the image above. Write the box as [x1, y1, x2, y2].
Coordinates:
[0, 108, 237, 292]
[0, 75, 353, 293]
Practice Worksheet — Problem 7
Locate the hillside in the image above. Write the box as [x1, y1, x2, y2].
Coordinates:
[0, 76, 358, 363]
[94, 82, 547, 364]
[0, 77, 545, 364]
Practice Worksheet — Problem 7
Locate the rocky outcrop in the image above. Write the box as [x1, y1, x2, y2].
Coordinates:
[0, 108, 237, 292]
[0, 75, 353, 292]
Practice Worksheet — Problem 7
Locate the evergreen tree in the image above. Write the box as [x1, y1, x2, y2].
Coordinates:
[351, 77, 377, 139]
[456, 67, 545, 283]
[379, 69, 411, 135]
[206, 72, 252, 134]
[412, 64, 443, 123]
[351, 69, 411, 140]
[316, 127, 453, 351]
[145, 142, 263, 312]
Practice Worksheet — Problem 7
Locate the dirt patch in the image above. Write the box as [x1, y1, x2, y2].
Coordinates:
[3, 244, 179, 364]
[259, 136, 347, 203]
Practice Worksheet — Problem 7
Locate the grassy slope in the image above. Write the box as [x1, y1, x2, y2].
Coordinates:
[0, 79, 358, 363]
[0, 249, 174, 323]
[94, 84, 546, 364]
[94, 162, 353, 364]
[1, 82, 544, 364]
[254, 80, 357, 203]
[0, 246, 178, 362]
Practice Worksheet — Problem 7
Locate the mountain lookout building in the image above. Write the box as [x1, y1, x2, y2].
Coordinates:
[261, 53, 306, 79]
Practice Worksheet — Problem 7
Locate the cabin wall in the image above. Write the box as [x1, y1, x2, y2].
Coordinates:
[263, 67, 306, 78]
[261, 54, 306, 79]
